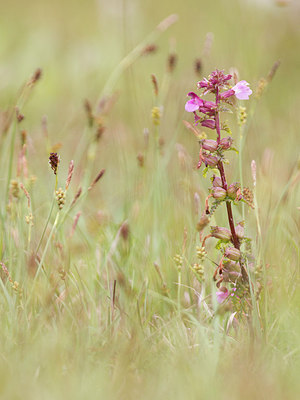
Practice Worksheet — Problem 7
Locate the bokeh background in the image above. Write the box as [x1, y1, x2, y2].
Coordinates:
[1, 0, 299, 208]
[0, 0, 299, 399]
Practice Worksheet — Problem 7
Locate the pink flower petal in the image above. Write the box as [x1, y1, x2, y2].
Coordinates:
[185, 100, 199, 112]
[232, 80, 252, 100]
[216, 288, 229, 303]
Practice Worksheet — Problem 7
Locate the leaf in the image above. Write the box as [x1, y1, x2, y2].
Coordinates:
[202, 167, 209, 178]
[228, 146, 239, 154]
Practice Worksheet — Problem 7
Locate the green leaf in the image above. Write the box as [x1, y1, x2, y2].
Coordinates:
[202, 167, 209, 178]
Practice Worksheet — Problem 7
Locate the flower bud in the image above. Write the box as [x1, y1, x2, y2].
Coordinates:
[235, 221, 245, 239]
[219, 136, 233, 150]
[224, 247, 241, 261]
[222, 270, 242, 282]
[211, 226, 231, 241]
[211, 187, 227, 200]
[211, 175, 222, 187]
[203, 153, 218, 167]
[220, 89, 235, 99]
[201, 119, 216, 130]
[197, 213, 210, 232]
[223, 259, 240, 272]
[227, 182, 240, 199]
[202, 139, 218, 152]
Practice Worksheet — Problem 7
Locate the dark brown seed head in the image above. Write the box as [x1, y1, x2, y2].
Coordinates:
[49, 152, 60, 175]
[194, 58, 202, 76]
[32, 68, 42, 83]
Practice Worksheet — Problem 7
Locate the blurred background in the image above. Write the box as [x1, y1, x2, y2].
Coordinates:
[1, 0, 298, 248]
[1, 0, 299, 195]
[0, 0, 299, 398]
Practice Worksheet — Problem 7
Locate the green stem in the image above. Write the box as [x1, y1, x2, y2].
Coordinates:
[238, 124, 245, 222]
[35, 175, 58, 255]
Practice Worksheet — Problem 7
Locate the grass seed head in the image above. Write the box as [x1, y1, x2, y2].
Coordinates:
[49, 152, 60, 175]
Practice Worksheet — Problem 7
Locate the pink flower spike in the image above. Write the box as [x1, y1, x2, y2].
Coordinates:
[216, 287, 229, 303]
[232, 80, 252, 100]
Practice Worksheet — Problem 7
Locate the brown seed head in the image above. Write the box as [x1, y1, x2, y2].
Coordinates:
[194, 58, 202, 76]
[151, 74, 159, 96]
[32, 68, 42, 83]
[242, 187, 254, 209]
[15, 108, 24, 123]
[167, 53, 177, 73]
[84, 99, 94, 127]
[141, 44, 157, 55]
[120, 221, 130, 241]
[65, 160, 74, 190]
[267, 60, 281, 83]
[88, 169, 105, 191]
[49, 152, 60, 175]
[71, 187, 82, 207]
[137, 153, 144, 167]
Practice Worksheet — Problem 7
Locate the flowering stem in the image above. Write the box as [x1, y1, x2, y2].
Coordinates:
[217, 161, 239, 249]
[215, 91, 248, 282]
[215, 88, 221, 144]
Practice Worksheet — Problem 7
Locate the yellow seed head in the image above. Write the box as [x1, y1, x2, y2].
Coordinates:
[56, 188, 66, 209]
[192, 263, 204, 280]
[25, 213, 34, 226]
[196, 246, 207, 261]
[238, 106, 247, 126]
[255, 78, 267, 99]
[10, 180, 19, 199]
[173, 254, 183, 267]
[151, 106, 162, 126]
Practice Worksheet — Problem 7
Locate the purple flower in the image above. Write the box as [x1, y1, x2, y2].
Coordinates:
[216, 287, 229, 303]
[202, 153, 219, 167]
[219, 136, 233, 150]
[202, 139, 218, 152]
[193, 112, 201, 124]
[211, 187, 227, 200]
[232, 80, 252, 100]
[198, 70, 232, 93]
[220, 89, 235, 100]
[185, 92, 204, 112]
[201, 119, 216, 130]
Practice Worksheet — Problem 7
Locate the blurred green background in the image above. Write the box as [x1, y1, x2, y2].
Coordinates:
[0, 0, 299, 399]
[1, 0, 299, 198]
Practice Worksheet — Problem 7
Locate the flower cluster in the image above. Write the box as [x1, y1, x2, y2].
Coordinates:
[185, 70, 252, 130]
[184, 70, 253, 310]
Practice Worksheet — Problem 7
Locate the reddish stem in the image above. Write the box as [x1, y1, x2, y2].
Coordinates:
[214, 89, 248, 281]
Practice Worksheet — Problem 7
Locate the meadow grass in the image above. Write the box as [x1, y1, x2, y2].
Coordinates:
[0, 0, 299, 398]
